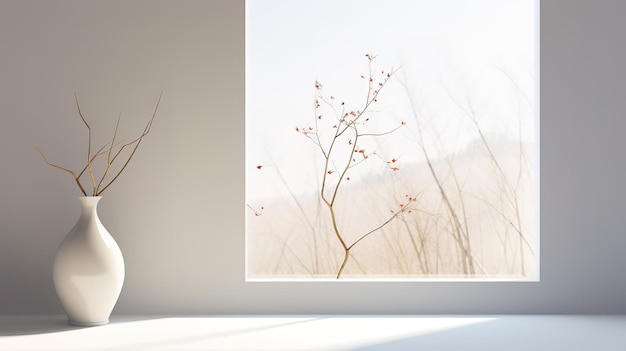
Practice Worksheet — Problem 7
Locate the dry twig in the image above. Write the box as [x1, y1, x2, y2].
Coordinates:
[35, 94, 162, 196]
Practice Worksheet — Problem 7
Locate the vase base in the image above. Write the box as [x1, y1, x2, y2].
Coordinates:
[68, 319, 109, 327]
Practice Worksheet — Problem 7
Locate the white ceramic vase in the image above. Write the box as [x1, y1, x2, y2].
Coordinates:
[53, 196, 125, 326]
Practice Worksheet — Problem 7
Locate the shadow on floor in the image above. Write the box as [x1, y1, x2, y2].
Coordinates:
[0, 315, 153, 336]
[347, 315, 626, 351]
[0, 315, 77, 336]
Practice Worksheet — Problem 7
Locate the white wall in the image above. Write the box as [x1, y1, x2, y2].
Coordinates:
[1, 0, 625, 315]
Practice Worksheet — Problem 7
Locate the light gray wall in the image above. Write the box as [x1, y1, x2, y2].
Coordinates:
[1, 0, 625, 315]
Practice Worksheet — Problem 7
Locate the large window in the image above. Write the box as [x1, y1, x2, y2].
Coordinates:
[246, 0, 538, 280]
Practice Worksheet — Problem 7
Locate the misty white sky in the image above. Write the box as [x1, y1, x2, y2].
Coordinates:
[246, 0, 537, 202]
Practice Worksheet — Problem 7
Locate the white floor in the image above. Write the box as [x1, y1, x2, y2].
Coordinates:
[1, 315, 625, 350]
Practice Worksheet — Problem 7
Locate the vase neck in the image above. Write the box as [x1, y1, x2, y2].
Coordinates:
[78, 196, 102, 213]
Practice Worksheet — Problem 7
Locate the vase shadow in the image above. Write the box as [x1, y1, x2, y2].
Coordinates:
[0, 315, 84, 335]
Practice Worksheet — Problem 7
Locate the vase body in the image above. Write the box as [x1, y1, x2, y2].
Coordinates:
[53, 196, 125, 326]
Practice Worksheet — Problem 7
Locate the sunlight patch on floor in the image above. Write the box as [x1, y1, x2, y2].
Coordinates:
[1, 316, 496, 350]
